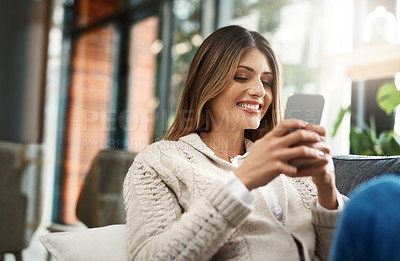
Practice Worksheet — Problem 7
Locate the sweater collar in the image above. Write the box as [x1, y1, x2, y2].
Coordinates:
[179, 133, 216, 159]
[178, 133, 253, 167]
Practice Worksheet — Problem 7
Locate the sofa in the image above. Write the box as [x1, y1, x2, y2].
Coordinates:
[333, 155, 400, 196]
[40, 154, 400, 261]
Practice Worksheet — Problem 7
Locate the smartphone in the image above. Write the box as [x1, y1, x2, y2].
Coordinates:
[284, 93, 325, 125]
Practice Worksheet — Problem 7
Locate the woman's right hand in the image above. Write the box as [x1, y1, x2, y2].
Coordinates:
[234, 119, 326, 191]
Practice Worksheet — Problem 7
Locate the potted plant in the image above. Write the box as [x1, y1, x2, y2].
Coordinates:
[333, 82, 400, 156]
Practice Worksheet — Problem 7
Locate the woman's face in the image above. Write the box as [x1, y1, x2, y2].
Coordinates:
[209, 48, 273, 133]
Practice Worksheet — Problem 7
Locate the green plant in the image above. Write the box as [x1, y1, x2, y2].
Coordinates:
[377, 82, 400, 115]
[333, 82, 400, 156]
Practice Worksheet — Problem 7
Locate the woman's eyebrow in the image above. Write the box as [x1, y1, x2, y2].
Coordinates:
[238, 65, 272, 75]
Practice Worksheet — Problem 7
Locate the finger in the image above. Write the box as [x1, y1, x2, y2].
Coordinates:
[278, 145, 325, 160]
[290, 157, 329, 170]
[305, 124, 327, 137]
[272, 119, 307, 137]
[280, 129, 324, 148]
[279, 162, 298, 176]
[289, 157, 326, 166]
[294, 166, 325, 178]
[292, 141, 331, 154]
[294, 154, 333, 175]
[295, 164, 331, 179]
[313, 141, 331, 154]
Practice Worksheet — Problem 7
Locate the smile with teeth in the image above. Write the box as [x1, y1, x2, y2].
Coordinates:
[236, 102, 261, 111]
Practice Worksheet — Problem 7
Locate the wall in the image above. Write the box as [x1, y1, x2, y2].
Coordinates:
[0, 0, 49, 143]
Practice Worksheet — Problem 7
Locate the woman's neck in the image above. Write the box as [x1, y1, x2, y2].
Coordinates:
[199, 130, 245, 162]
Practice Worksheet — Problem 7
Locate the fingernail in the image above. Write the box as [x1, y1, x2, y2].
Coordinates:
[319, 151, 325, 157]
[320, 136, 326, 141]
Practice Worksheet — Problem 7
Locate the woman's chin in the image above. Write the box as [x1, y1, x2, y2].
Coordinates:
[243, 120, 261, 130]
[229, 115, 262, 131]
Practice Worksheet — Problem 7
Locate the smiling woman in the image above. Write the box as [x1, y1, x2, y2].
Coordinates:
[123, 25, 347, 261]
[164, 25, 282, 143]
[206, 49, 273, 135]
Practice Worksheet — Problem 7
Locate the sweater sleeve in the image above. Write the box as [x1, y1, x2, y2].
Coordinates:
[311, 194, 349, 261]
[123, 155, 252, 261]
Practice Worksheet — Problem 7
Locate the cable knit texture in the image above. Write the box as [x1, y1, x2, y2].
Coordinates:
[123, 133, 346, 261]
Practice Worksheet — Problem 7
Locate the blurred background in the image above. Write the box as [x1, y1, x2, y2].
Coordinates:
[0, 0, 399, 260]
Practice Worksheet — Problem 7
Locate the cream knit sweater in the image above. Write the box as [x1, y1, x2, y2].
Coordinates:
[123, 133, 345, 261]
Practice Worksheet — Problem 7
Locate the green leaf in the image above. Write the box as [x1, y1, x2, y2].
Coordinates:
[332, 106, 351, 137]
[368, 116, 384, 155]
[377, 82, 400, 115]
[377, 131, 400, 156]
[350, 127, 374, 155]
[355, 113, 372, 134]
[369, 116, 377, 141]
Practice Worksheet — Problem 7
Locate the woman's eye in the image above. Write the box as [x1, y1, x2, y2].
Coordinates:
[262, 81, 272, 87]
[234, 76, 248, 82]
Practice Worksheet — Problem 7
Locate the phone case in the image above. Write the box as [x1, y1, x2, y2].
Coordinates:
[284, 94, 325, 124]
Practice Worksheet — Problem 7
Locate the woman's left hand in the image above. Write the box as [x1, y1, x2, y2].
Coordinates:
[286, 124, 338, 210]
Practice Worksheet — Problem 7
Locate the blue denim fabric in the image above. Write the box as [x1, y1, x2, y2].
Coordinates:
[330, 175, 400, 261]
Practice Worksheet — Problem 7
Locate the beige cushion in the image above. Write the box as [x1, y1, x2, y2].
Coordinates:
[40, 224, 128, 261]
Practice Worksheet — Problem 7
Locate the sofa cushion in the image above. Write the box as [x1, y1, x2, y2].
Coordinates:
[333, 155, 400, 196]
[40, 224, 127, 261]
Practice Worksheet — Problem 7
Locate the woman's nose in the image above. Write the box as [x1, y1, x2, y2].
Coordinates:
[248, 79, 266, 97]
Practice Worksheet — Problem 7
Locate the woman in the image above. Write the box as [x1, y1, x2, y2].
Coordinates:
[123, 25, 346, 261]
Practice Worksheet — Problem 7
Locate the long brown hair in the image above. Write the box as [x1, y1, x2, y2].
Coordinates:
[163, 25, 283, 142]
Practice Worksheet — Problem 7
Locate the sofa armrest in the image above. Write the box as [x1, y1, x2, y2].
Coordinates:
[333, 155, 400, 196]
